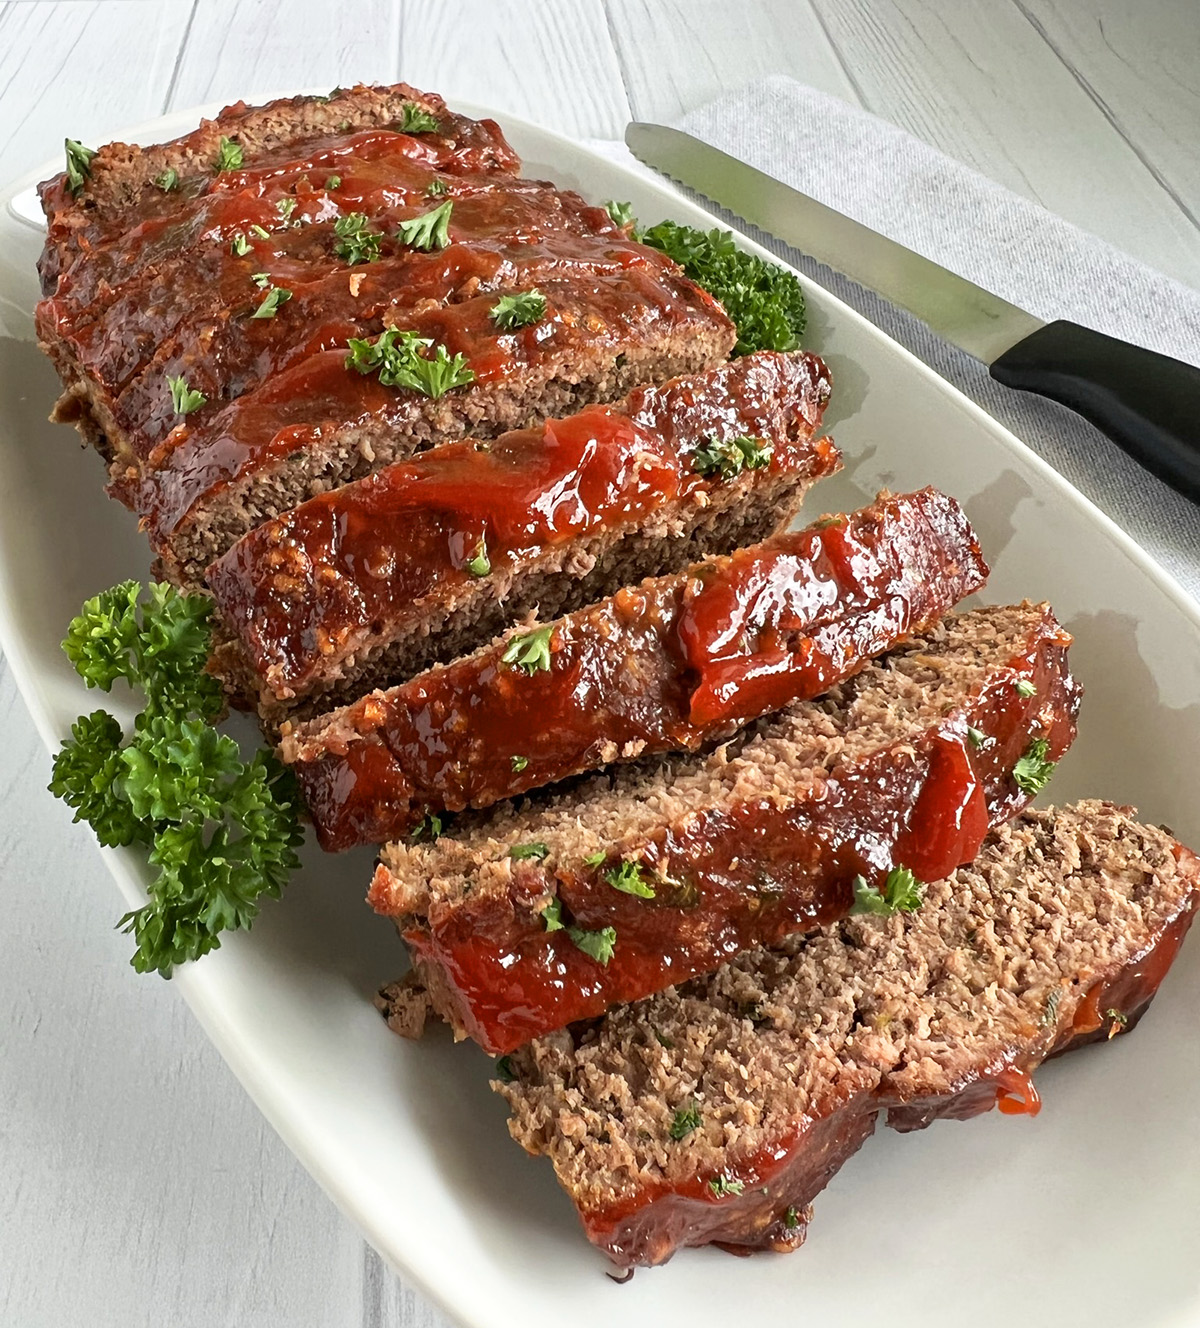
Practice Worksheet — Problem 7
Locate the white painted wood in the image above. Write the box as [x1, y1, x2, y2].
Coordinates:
[807, 0, 1200, 289]
[603, 0, 863, 121]
[0, 1, 192, 182]
[2, 2, 1199, 1325]
[399, 0, 631, 139]
[167, 0, 401, 111]
[1014, 0, 1200, 230]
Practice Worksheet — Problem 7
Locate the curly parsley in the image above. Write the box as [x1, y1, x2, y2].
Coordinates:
[48, 582, 302, 976]
[692, 434, 772, 481]
[708, 1174, 745, 1198]
[345, 328, 475, 398]
[396, 199, 453, 251]
[333, 212, 383, 265]
[849, 865, 924, 918]
[64, 139, 96, 195]
[214, 136, 244, 172]
[605, 860, 657, 899]
[603, 199, 636, 229]
[399, 102, 440, 134]
[501, 625, 554, 675]
[489, 290, 547, 330]
[1012, 737, 1056, 795]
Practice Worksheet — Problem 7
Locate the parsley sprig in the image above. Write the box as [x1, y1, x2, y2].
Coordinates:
[490, 290, 547, 330]
[849, 865, 924, 917]
[48, 582, 303, 977]
[501, 625, 554, 675]
[399, 103, 441, 134]
[396, 199, 453, 251]
[333, 212, 383, 265]
[64, 139, 96, 195]
[692, 434, 772, 481]
[611, 209, 807, 355]
[345, 328, 475, 398]
[1012, 737, 1056, 795]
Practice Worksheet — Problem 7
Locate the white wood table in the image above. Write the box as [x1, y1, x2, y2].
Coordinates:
[1, 3, 1196, 1324]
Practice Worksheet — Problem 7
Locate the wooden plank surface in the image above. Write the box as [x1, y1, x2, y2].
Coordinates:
[1, 2, 1198, 1324]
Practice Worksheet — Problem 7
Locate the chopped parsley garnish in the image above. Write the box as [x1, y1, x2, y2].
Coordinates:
[510, 755, 529, 773]
[250, 223, 272, 240]
[605, 859, 656, 899]
[465, 537, 491, 578]
[167, 375, 207, 416]
[251, 272, 272, 288]
[501, 625, 554, 675]
[250, 285, 292, 319]
[154, 167, 179, 192]
[1106, 1008, 1128, 1028]
[510, 842, 550, 861]
[583, 850, 607, 868]
[64, 138, 96, 195]
[494, 1056, 516, 1083]
[333, 211, 383, 265]
[708, 1174, 745, 1199]
[489, 289, 547, 330]
[410, 811, 443, 841]
[1041, 986, 1062, 1027]
[1012, 737, 1056, 795]
[849, 865, 924, 917]
[214, 136, 244, 172]
[325, 174, 342, 190]
[569, 924, 617, 965]
[425, 177, 448, 197]
[399, 102, 440, 134]
[669, 1101, 702, 1141]
[275, 196, 297, 224]
[1015, 678, 1038, 698]
[653, 1027, 675, 1049]
[230, 233, 253, 256]
[345, 328, 475, 398]
[639, 218, 807, 355]
[539, 897, 616, 962]
[47, 582, 302, 976]
[692, 434, 772, 481]
[784, 1207, 801, 1230]
[966, 725, 986, 748]
[395, 199, 453, 251]
[604, 199, 635, 229]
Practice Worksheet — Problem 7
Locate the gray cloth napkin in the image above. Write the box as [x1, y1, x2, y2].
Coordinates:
[597, 76, 1200, 599]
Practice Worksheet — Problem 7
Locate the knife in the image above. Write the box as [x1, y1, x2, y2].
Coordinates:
[626, 122, 1200, 505]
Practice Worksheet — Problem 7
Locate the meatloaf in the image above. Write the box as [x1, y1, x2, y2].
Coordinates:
[36, 82, 738, 586]
[286, 487, 985, 851]
[210, 351, 836, 725]
[370, 602, 1081, 1053]
[486, 801, 1200, 1267]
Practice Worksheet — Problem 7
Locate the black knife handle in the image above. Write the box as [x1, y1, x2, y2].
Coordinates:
[990, 319, 1200, 504]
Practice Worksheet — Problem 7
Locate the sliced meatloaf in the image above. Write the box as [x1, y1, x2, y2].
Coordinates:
[37, 82, 738, 585]
[210, 351, 836, 726]
[370, 603, 1081, 1053]
[44, 189, 659, 453]
[38, 82, 520, 294]
[489, 801, 1200, 1267]
[285, 487, 985, 851]
[109, 265, 735, 586]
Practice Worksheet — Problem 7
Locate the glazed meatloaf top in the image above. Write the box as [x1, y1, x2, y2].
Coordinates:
[284, 486, 983, 850]
[372, 602, 1081, 1052]
[496, 801, 1200, 1266]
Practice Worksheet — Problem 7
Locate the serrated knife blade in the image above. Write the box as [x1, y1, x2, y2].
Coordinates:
[625, 121, 1200, 505]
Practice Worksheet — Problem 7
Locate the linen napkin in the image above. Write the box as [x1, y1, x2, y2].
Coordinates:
[597, 76, 1200, 600]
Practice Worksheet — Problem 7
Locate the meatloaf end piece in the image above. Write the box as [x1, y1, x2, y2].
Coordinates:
[285, 486, 985, 851]
[211, 350, 836, 726]
[111, 267, 738, 586]
[493, 801, 1200, 1266]
[370, 602, 1082, 1053]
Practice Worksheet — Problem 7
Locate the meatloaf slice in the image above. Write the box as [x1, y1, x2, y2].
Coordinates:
[37, 82, 519, 293]
[107, 265, 736, 587]
[491, 801, 1200, 1267]
[210, 350, 836, 726]
[370, 603, 1082, 1053]
[286, 487, 984, 851]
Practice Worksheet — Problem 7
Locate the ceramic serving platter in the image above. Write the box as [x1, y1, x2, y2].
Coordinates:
[2, 98, 1199, 1328]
